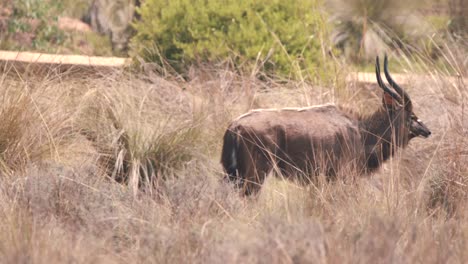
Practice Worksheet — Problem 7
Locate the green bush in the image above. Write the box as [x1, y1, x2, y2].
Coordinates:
[4, 0, 66, 51]
[131, 0, 331, 79]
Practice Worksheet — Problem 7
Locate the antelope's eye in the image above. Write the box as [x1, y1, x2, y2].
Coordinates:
[407, 114, 416, 125]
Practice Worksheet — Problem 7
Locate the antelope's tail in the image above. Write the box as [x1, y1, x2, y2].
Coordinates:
[221, 128, 239, 182]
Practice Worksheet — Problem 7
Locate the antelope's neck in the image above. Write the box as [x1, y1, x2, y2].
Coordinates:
[359, 109, 396, 171]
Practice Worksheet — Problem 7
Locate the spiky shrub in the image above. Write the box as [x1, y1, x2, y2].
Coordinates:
[131, 0, 333, 80]
[327, 0, 431, 62]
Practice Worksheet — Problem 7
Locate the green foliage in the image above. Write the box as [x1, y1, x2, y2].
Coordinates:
[427, 15, 451, 31]
[0, 0, 114, 56]
[60, 0, 93, 18]
[79, 32, 114, 56]
[131, 0, 331, 79]
[5, 0, 66, 51]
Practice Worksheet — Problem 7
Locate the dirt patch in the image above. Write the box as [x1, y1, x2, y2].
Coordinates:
[58, 17, 92, 32]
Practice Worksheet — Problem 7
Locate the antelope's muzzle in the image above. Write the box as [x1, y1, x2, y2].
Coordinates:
[410, 119, 431, 138]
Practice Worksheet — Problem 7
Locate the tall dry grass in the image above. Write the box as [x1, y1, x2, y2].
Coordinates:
[0, 43, 466, 263]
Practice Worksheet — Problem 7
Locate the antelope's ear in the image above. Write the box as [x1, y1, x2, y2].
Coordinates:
[383, 92, 401, 108]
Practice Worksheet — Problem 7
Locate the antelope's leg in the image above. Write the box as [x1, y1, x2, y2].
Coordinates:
[241, 150, 273, 196]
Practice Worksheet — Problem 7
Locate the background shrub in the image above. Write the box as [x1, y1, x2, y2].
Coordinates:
[0, 0, 65, 51]
[131, 0, 332, 80]
[327, 0, 431, 63]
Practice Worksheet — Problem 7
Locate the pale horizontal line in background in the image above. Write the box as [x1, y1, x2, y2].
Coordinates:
[0, 50, 128, 67]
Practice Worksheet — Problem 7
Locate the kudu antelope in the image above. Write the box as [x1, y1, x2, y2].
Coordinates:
[221, 55, 431, 195]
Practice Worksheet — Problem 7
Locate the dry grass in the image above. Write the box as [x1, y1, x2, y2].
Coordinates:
[0, 47, 466, 263]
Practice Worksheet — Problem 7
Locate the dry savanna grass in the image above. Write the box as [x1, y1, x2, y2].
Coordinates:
[0, 48, 466, 263]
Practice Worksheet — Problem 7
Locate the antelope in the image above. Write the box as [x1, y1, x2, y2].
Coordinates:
[220, 55, 431, 195]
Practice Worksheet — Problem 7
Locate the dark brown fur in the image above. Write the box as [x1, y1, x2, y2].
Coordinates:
[221, 56, 431, 195]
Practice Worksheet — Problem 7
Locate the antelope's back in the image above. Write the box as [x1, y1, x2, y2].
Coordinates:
[230, 104, 360, 138]
[229, 104, 364, 172]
